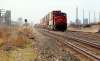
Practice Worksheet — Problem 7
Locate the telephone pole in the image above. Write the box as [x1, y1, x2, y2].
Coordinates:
[94, 11, 96, 23]
[83, 9, 84, 23]
[99, 12, 100, 21]
[88, 11, 90, 24]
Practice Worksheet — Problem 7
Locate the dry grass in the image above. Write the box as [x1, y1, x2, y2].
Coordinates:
[8, 33, 27, 48]
[0, 26, 33, 49]
[9, 48, 38, 61]
[0, 50, 9, 61]
[0, 26, 38, 61]
[0, 39, 4, 47]
[0, 48, 38, 61]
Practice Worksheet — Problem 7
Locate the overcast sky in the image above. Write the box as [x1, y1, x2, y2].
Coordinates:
[0, 0, 100, 24]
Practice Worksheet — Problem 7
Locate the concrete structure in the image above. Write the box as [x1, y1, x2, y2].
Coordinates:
[68, 23, 100, 33]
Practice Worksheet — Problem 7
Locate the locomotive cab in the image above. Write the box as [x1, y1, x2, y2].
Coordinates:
[53, 12, 67, 31]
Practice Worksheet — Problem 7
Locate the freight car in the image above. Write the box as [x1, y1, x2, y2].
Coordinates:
[40, 10, 67, 31]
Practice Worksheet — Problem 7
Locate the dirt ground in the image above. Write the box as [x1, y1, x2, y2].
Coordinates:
[68, 25, 100, 33]
[33, 28, 80, 61]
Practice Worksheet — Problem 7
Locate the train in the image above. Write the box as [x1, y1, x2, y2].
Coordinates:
[39, 10, 67, 31]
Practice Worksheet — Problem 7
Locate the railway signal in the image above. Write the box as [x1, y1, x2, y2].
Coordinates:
[25, 19, 28, 23]
[24, 19, 28, 27]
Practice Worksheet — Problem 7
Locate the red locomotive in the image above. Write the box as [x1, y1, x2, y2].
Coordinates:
[40, 10, 67, 31]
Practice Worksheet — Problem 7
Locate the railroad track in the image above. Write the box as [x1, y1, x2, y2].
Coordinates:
[67, 32, 100, 42]
[37, 28, 100, 61]
[46, 30, 100, 49]
[63, 32, 100, 48]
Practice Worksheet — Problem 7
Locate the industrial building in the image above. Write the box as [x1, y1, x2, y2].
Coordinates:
[0, 9, 11, 25]
[83, 18, 88, 25]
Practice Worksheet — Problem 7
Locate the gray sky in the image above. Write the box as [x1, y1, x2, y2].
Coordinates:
[0, 0, 100, 24]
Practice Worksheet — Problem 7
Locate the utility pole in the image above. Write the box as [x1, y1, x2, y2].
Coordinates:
[94, 11, 96, 23]
[76, 7, 79, 25]
[76, 7, 78, 20]
[89, 11, 90, 24]
[98, 12, 100, 31]
[99, 12, 100, 21]
[83, 9, 84, 24]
